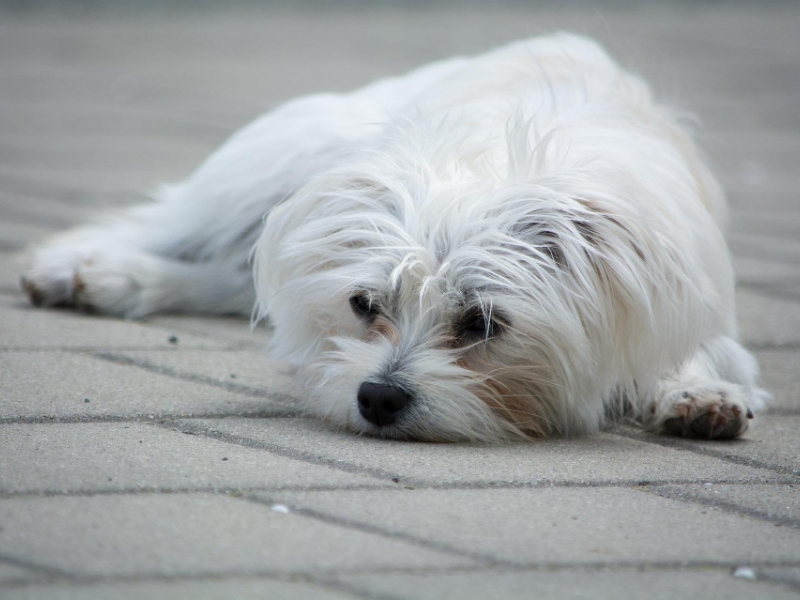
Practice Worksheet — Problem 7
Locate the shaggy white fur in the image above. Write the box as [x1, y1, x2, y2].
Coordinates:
[22, 33, 768, 441]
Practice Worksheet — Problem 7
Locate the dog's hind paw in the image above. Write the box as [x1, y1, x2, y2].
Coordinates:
[657, 384, 753, 440]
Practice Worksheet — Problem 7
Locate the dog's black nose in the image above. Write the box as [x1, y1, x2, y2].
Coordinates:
[357, 382, 412, 427]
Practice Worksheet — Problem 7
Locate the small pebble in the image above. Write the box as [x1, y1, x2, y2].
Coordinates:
[732, 566, 756, 580]
[271, 504, 290, 514]
[168, 335, 178, 344]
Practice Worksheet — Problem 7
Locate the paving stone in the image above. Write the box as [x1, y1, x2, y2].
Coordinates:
[754, 349, 800, 412]
[730, 232, 800, 270]
[673, 415, 800, 477]
[736, 289, 800, 347]
[183, 417, 781, 486]
[143, 316, 271, 348]
[0, 562, 39, 583]
[0, 221, 50, 253]
[0, 578, 357, 600]
[733, 256, 800, 292]
[0, 422, 383, 494]
[0, 494, 470, 578]
[0, 254, 27, 293]
[0, 5, 798, 598]
[0, 296, 227, 350]
[263, 487, 800, 565]
[760, 568, 800, 591]
[0, 190, 92, 229]
[112, 349, 296, 402]
[730, 207, 800, 241]
[0, 352, 283, 420]
[337, 568, 800, 600]
[652, 483, 799, 527]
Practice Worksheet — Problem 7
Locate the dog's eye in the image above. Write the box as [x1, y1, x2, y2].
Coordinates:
[458, 310, 499, 340]
[350, 293, 378, 320]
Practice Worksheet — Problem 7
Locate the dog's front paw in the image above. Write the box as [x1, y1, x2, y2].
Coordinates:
[657, 385, 753, 440]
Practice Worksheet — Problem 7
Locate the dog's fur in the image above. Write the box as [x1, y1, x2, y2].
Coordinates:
[22, 34, 768, 441]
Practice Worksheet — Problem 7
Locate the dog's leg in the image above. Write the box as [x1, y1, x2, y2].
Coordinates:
[643, 336, 769, 439]
[21, 220, 255, 318]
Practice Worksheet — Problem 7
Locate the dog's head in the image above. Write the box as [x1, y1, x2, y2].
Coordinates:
[254, 125, 707, 441]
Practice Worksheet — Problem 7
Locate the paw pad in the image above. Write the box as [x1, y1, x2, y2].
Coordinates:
[663, 391, 749, 440]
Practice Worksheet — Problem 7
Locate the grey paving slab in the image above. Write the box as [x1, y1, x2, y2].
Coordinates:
[182, 417, 782, 486]
[0, 351, 283, 420]
[112, 349, 296, 402]
[761, 567, 800, 591]
[0, 4, 798, 598]
[736, 289, 800, 347]
[142, 316, 271, 348]
[671, 415, 800, 477]
[0, 578, 358, 600]
[0, 494, 470, 578]
[0, 296, 227, 350]
[0, 191, 90, 230]
[0, 422, 383, 494]
[0, 221, 50, 253]
[755, 349, 800, 412]
[730, 207, 800, 241]
[730, 232, 800, 270]
[263, 487, 800, 566]
[652, 483, 799, 527]
[733, 256, 800, 294]
[0, 562, 39, 583]
[0, 254, 26, 293]
[337, 568, 800, 600]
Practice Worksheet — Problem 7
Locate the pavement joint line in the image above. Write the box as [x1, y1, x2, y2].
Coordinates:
[158, 418, 401, 483]
[3, 477, 790, 500]
[0, 207, 72, 229]
[759, 572, 800, 594]
[762, 408, 800, 416]
[0, 241, 23, 253]
[0, 476, 790, 499]
[155, 420, 797, 488]
[0, 552, 75, 581]
[610, 430, 800, 479]
[646, 485, 800, 529]
[0, 411, 298, 425]
[90, 350, 298, 404]
[0, 345, 251, 353]
[730, 246, 800, 271]
[241, 493, 498, 568]
[749, 342, 800, 352]
[307, 576, 396, 600]
[0, 484, 397, 499]
[737, 282, 800, 304]
[4, 559, 800, 591]
[0, 172, 140, 205]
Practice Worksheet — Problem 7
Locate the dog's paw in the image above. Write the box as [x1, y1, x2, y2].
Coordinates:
[21, 245, 89, 309]
[657, 384, 753, 439]
[22, 245, 157, 318]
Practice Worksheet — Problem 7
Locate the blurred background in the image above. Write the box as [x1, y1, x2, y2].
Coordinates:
[0, 1, 798, 296]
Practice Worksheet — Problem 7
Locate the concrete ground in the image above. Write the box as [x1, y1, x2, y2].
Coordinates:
[1, 4, 799, 599]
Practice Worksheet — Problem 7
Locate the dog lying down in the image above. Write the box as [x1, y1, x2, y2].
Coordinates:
[22, 33, 768, 442]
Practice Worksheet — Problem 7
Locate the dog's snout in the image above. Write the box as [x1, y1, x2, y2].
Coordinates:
[357, 382, 412, 427]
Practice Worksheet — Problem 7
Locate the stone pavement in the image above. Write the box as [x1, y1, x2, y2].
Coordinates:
[1, 4, 799, 599]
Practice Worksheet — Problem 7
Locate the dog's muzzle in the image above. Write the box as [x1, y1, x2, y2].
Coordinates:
[357, 382, 412, 427]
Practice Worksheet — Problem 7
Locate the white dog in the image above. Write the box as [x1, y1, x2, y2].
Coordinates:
[22, 34, 768, 442]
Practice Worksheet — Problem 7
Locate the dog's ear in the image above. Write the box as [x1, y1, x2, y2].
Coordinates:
[508, 197, 645, 271]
